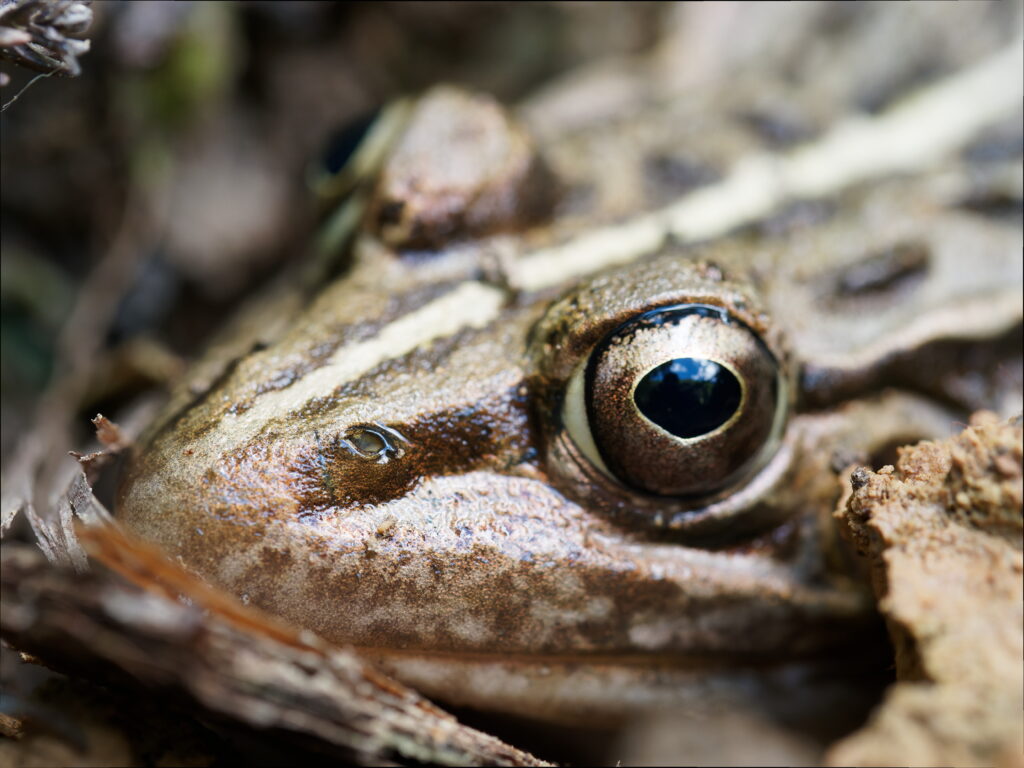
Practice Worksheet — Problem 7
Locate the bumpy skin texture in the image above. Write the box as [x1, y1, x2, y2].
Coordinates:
[118, 26, 1023, 723]
[369, 87, 557, 249]
[829, 413, 1023, 767]
[115, 173, 1022, 687]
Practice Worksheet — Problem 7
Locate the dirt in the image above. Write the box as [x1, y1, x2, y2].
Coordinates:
[828, 412, 1023, 767]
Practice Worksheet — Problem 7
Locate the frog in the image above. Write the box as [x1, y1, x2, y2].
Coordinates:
[116, 17, 1024, 740]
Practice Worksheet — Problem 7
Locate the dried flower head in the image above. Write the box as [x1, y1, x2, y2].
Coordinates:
[0, 0, 92, 80]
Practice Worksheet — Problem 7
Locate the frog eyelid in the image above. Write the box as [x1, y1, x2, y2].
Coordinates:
[562, 359, 613, 478]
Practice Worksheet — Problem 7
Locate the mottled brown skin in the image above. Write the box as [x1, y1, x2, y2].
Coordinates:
[118, 33, 1023, 725]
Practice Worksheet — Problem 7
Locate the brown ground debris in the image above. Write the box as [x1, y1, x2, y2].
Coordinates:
[828, 412, 1023, 767]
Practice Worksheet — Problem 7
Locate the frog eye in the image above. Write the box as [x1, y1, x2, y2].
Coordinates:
[563, 304, 785, 497]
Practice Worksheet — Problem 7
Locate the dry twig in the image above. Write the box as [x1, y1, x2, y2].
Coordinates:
[0, 522, 552, 767]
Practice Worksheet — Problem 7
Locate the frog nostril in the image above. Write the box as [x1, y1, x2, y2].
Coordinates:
[341, 423, 409, 464]
[351, 430, 386, 455]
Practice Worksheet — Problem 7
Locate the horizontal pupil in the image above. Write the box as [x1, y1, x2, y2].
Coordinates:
[634, 358, 742, 439]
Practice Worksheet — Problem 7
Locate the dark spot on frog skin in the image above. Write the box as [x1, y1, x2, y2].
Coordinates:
[643, 153, 722, 205]
[732, 199, 835, 240]
[758, 199, 835, 238]
[955, 189, 1023, 225]
[737, 109, 818, 149]
[343, 541, 690, 655]
[830, 241, 930, 300]
[855, 58, 945, 115]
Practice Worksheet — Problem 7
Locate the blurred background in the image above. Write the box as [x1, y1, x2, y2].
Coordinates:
[1, 1, 682, 469]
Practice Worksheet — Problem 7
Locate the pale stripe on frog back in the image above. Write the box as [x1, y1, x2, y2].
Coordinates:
[197, 40, 1021, 459]
[515, 40, 1024, 291]
[201, 281, 505, 449]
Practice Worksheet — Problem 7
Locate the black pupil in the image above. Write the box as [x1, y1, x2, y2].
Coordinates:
[634, 358, 742, 439]
[321, 109, 379, 175]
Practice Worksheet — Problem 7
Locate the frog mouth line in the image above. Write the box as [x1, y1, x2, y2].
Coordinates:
[362, 642, 894, 736]
[356, 638, 889, 671]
